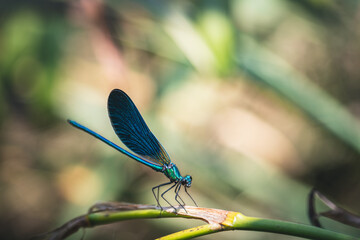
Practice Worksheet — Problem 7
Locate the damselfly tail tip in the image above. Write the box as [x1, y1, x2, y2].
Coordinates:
[67, 119, 78, 126]
[67, 119, 82, 130]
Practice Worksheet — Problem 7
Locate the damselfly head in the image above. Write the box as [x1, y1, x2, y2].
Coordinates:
[183, 175, 192, 187]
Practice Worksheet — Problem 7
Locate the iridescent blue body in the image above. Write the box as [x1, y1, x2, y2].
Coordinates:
[68, 89, 196, 210]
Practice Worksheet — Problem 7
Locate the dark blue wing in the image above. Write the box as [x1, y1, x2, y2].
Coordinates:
[108, 89, 171, 166]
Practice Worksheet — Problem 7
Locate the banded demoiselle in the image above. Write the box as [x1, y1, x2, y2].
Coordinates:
[68, 89, 197, 211]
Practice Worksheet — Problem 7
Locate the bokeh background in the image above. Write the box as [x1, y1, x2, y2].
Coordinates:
[1, 0, 360, 239]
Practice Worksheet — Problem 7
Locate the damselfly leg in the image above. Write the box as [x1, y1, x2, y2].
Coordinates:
[152, 181, 195, 212]
[152, 181, 172, 210]
[174, 183, 185, 206]
[185, 187, 198, 207]
[174, 183, 187, 212]
[160, 183, 178, 211]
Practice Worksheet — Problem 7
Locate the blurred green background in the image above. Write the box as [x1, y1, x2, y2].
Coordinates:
[1, 0, 360, 239]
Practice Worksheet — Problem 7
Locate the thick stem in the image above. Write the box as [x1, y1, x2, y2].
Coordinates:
[224, 213, 358, 240]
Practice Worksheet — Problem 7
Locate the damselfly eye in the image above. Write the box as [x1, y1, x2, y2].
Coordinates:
[184, 175, 192, 187]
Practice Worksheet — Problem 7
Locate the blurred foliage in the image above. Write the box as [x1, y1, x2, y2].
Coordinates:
[1, 0, 360, 239]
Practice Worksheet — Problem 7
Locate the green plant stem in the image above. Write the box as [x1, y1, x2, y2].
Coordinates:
[157, 224, 219, 240]
[86, 208, 357, 240]
[160, 214, 358, 240]
[88, 209, 175, 225]
[228, 215, 358, 240]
